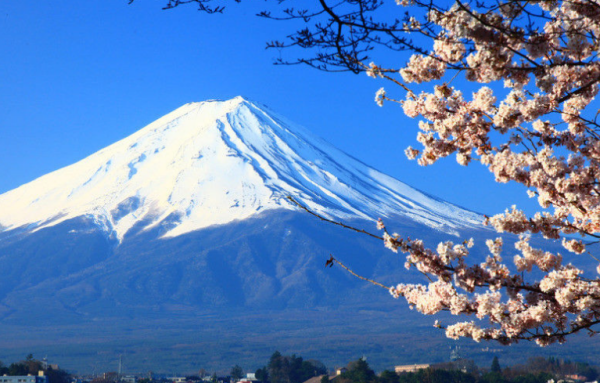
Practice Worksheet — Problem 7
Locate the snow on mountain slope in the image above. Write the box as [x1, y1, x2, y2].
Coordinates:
[0, 96, 483, 241]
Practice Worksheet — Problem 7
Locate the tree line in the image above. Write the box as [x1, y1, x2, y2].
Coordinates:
[253, 351, 327, 383]
[335, 356, 599, 383]
[247, 354, 598, 383]
[138, 352, 600, 383]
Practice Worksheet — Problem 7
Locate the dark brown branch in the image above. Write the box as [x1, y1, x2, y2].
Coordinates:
[326, 254, 391, 290]
[286, 196, 383, 240]
[557, 74, 600, 104]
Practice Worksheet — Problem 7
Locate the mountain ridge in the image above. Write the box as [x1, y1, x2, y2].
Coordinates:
[0, 96, 482, 242]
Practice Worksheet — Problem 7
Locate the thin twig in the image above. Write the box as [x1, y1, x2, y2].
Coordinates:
[286, 196, 383, 240]
[326, 255, 391, 290]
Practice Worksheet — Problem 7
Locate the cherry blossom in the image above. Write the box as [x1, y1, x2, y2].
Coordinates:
[366, 0, 600, 345]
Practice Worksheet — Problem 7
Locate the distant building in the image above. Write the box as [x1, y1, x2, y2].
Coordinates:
[335, 368, 347, 376]
[394, 364, 430, 374]
[121, 376, 137, 383]
[0, 371, 48, 383]
[245, 374, 256, 381]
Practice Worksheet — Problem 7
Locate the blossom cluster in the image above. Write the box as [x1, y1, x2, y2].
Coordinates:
[371, 0, 600, 345]
[380, 218, 600, 345]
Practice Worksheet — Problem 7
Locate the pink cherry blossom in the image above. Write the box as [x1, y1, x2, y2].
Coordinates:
[366, 0, 600, 345]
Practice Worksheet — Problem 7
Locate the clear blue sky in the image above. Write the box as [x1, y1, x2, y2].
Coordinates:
[0, 0, 539, 217]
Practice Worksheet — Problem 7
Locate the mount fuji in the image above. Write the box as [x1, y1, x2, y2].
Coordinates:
[0, 97, 493, 372]
[0, 96, 481, 241]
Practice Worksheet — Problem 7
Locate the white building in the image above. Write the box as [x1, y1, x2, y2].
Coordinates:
[0, 371, 48, 383]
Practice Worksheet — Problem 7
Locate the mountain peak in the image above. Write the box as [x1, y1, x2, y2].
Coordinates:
[186, 96, 260, 114]
[0, 98, 483, 241]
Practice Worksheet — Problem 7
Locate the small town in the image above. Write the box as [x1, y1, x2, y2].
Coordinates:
[2, 352, 598, 383]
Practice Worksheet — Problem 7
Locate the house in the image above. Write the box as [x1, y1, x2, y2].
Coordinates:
[121, 375, 137, 383]
[394, 364, 430, 374]
[0, 371, 48, 383]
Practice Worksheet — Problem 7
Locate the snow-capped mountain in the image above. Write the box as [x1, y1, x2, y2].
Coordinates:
[0, 97, 542, 372]
[0, 96, 481, 241]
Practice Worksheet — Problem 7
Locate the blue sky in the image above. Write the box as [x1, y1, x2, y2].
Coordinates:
[0, 0, 539, 217]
